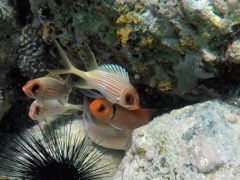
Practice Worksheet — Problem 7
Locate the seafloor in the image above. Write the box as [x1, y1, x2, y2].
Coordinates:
[1, 0, 240, 179]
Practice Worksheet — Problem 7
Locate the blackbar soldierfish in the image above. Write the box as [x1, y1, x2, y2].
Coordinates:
[89, 98, 156, 132]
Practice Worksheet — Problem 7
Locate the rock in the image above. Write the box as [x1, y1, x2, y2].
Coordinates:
[115, 100, 240, 179]
[225, 39, 240, 64]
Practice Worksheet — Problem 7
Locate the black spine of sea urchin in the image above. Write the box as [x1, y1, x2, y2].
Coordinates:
[0, 120, 112, 179]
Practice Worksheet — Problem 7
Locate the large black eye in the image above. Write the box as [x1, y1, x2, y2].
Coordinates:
[98, 104, 106, 112]
[32, 84, 40, 94]
[35, 106, 40, 115]
[125, 94, 134, 105]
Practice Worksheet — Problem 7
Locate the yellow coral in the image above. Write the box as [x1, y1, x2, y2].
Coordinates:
[134, 4, 146, 13]
[117, 6, 130, 14]
[116, 15, 128, 24]
[136, 147, 146, 157]
[158, 80, 174, 91]
[116, 25, 133, 47]
[141, 37, 153, 47]
[179, 37, 197, 52]
[0, 176, 9, 180]
[42, 22, 55, 44]
[116, 12, 144, 24]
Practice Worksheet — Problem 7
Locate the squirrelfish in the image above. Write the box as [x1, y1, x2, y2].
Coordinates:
[48, 36, 140, 110]
[83, 96, 131, 150]
[29, 99, 83, 121]
[89, 98, 156, 131]
[22, 76, 71, 104]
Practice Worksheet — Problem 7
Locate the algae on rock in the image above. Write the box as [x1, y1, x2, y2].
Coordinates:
[114, 100, 240, 179]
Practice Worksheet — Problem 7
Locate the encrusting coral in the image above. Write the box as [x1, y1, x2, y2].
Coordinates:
[114, 100, 240, 179]
[174, 53, 215, 93]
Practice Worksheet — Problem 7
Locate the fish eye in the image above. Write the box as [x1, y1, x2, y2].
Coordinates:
[32, 84, 40, 94]
[98, 104, 106, 112]
[125, 94, 134, 105]
[35, 106, 40, 115]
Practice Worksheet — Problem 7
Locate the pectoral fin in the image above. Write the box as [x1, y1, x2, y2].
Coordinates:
[109, 123, 124, 131]
[74, 79, 92, 89]
[58, 96, 69, 105]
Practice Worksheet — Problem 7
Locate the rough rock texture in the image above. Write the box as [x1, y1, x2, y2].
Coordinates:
[24, 0, 240, 99]
[114, 100, 240, 179]
[2, 0, 240, 130]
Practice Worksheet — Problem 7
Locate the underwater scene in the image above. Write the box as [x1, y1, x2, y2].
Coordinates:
[1, 0, 240, 179]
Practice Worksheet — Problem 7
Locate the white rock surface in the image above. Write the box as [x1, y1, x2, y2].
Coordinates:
[114, 100, 240, 179]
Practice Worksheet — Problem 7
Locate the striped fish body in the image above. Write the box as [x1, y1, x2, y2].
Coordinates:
[49, 37, 140, 110]
[87, 69, 139, 109]
[29, 100, 83, 121]
[22, 77, 71, 104]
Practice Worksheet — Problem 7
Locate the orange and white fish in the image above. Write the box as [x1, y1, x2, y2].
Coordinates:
[83, 96, 131, 150]
[89, 98, 156, 132]
[29, 99, 83, 121]
[22, 76, 71, 104]
[48, 37, 140, 110]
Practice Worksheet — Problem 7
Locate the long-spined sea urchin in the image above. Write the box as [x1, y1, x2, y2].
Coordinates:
[0, 120, 111, 179]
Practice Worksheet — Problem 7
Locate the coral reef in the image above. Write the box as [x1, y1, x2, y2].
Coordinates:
[174, 53, 215, 93]
[225, 39, 240, 63]
[0, 0, 240, 167]
[0, 0, 12, 20]
[17, 25, 49, 78]
[114, 100, 240, 179]
[1, 1, 240, 178]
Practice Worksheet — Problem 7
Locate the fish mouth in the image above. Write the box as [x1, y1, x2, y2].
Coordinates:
[29, 112, 37, 120]
[25, 90, 33, 98]
[22, 86, 34, 98]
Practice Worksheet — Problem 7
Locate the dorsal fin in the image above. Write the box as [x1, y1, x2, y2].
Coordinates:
[98, 64, 129, 81]
[45, 73, 65, 82]
[77, 42, 98, 71]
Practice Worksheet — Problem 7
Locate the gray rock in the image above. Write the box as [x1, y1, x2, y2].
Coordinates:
[114, 100, 240, 179]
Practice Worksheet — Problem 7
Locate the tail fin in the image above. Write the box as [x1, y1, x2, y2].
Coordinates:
[51, 35, 75, 70]
[47, 35, 87, 83]
[47, 36, 76, 75]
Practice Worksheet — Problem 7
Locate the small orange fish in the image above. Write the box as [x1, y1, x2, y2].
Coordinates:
[29, 100, 83, 121]
[22, 77, 71, 104]
[48, 37, 140, 110]
[89, 98, 156, 131]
